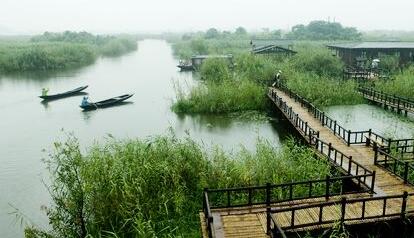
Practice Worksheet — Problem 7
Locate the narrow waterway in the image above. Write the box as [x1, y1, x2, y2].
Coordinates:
[0, 40, 290, 237]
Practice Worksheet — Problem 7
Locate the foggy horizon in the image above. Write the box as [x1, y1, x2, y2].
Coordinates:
[2, 0, 414, 35]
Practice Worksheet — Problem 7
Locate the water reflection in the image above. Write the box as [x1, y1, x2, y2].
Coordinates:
[0, 67, 85, 82]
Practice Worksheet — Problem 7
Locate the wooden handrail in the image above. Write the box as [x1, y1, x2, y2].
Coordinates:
[269, 192, 412, 231]
[203, 190, 214, 238]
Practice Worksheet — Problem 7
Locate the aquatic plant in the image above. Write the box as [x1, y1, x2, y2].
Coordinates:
[0, 32, 137, 73]
[199, 58, 231, 82]
[289, 45, 344, 78]
[374, 66, 414, 99]
[285, 72, 365, 107]
[25, 134, 333, 237]
[172, 79, 267, 113]
[0, 42, 96, 72]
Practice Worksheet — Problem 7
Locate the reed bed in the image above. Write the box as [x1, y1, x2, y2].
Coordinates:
[25, 135, 333, 237]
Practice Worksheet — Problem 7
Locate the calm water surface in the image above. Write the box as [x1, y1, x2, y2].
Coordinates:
[0, 40, 289, 237]
[2, 40, 412, 237]
[325, 104, 414, 138]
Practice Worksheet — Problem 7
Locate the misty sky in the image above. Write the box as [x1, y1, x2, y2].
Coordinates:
[1, 0, 414, 34]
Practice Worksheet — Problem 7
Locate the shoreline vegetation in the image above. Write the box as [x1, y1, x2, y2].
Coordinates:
[17, 21, 414, 238]
[0, 31, 137, 73]
[171, 38, 364, 114]
[25, 134, 335, 238]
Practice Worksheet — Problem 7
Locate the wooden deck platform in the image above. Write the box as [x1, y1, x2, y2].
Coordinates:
[200, 84, 414, 238]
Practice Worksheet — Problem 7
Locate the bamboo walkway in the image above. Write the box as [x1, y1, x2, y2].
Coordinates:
[200, 86, 414, 238]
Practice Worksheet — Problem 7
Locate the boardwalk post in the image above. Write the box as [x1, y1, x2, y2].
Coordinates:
[397, 97, 401, 114]
[334, 121, 337, 134]
[373, 143, 378, 164]
[370, 171, 376, 194]
[348, 156, 353, 174]
[401, 191, 408, 219]
[328, 143, 332, 158]
[347, 130, 351, 146]
[325, 175, 330, 200]
[340, 197, 347, 224]
[305, 121, 308, 135]
[266, 182, 271, 206]
[266, 183, 271, 235]
[366, 129, 372, 146]
[404, 162, 409, 183]
[322, 112, 325, 126]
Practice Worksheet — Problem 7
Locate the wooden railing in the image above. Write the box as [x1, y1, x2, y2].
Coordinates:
[311, 136, 375, 190]
[269, 86, 375, 189]
[203, 190, 214, 238]
[270, 81, 397, 147]
[342, 68, 371, 80]
[374, 143, 414, 184]
[206, 174, 373, 209]
[358, 87, 414, 114]
[268, 191, 412, 234]
[389, 138, 414, 155]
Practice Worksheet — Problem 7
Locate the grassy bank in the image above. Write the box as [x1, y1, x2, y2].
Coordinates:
[0, 31, 137, 73]
[25, 135, 333, 237]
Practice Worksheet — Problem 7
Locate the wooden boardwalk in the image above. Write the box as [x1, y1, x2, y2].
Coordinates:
[200, 84, 414, 238]
[359, 87, 414, 115]
[271, 87, 414, 196]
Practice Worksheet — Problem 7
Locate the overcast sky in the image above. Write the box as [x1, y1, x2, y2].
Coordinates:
[1, 0, 414, 34]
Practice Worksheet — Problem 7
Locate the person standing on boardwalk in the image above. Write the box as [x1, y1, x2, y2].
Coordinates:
[272, 70, 282, 87]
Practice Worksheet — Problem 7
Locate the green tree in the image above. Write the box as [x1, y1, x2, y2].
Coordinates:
[205, 28, 220, 39]
[286, 21, 361, 40]
[235, 26, 247, 35]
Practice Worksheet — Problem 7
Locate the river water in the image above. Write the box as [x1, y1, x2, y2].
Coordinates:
[0, 40, 290, 237]
[1, 40, 413, 238]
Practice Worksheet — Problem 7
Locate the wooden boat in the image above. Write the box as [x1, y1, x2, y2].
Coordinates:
[39, 85, 88, 100]
[80, 94, 134, 110]
[177, 64, 194, 71]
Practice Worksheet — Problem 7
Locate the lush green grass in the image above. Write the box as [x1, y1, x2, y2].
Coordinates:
[172, 42, 363, 114]
[25, 135, 333, 238]
[171, 38, 250, 59]
[289, 45, 344, 78]
[199, 58, 232, 82]
[0, 42, 96, 72]
[285, 72, 364, 107]
[0, 32, 137, 73]
[172, 79, 267, 113]
[374, 66, 414, 99]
